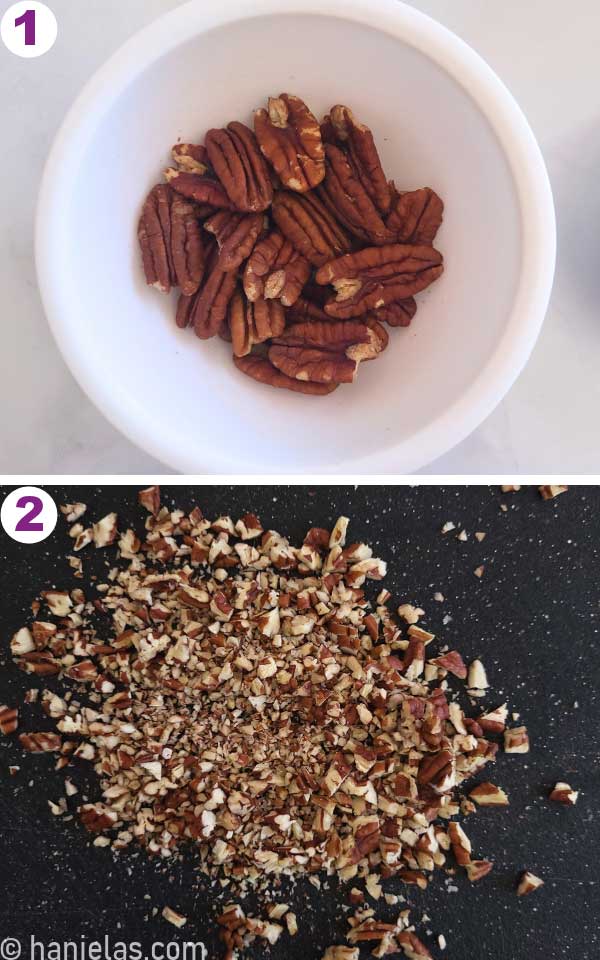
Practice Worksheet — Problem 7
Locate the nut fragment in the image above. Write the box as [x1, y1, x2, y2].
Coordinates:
[0, 706, 18, 735]
[539, 485, 569, 500]
[469, 783, 509, 806]
[162, 906, 187, 928]
[465, 859, 493, 882]
[243, 230, 310, 306]
[206, 122, 273, 212]
[516, 871, 544, 896]
[548, 781, 578, 805]
[316, 244, 443, 319]
[19, 732, 62, 753]
[504, 726, 530, 754]
[254, 93, 325, 191]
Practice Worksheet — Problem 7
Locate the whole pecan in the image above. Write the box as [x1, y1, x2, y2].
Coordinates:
[375, 298, 417, 327]
[171, 143, 209, 175]
[233, 354, 338, 395]
[176, 245, 237, 339]
[229, 288, 286, 357]
[320, 144, 394, 245]
[203, 210, 263, 271]
[272, 190, 351, 267]
[138, 184, 205, 296]
[205, 122, 273, 212]
[269, 319, 382, 383]
[386, 187, 444, 244]
[164, 169, 234, 210]
[315, 243, 444, 318]
[254, 93, 325, 192]
[243, 230, 310, 306]
[327, 104, 392, 216]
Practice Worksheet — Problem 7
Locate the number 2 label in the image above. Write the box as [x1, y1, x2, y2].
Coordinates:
[15, 495, 44, 532]
[1, 487, 58, 543]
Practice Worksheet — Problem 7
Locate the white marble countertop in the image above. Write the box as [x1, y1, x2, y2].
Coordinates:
[2, 0, 598, 475]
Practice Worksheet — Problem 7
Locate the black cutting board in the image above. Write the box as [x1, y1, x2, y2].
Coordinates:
[0, 485, 598, 960]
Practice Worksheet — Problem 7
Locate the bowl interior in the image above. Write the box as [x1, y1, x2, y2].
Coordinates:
[51, 12, 521, 472]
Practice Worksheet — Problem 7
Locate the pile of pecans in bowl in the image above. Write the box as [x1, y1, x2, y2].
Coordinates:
[2, 488, 551, 960]
[138, 95, 444, 395]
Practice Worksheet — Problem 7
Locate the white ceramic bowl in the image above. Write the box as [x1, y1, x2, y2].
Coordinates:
[36, 0, 556, 474]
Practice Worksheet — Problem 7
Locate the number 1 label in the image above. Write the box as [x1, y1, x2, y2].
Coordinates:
[15, 9, 36, 46]
[1, 2, 57, 58]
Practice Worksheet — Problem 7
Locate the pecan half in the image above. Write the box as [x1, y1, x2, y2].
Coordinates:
[229, 288, 286, 357]
[206, 122, 273, 212]
[172, 143, 209, 175]
[138, 184, 205, 296]
[316, 244, 444, 318]
[233, 354, 338, 395]
[203, 210, 263, 271]
[164, 169, 234, 210]
[320, 144, 394, 245]
[272, 191, 351, 267]
[254, 93, 325, 192]
[328, 104, 392, 216]
[386, 188, 444, 244]
[177, 247, 237, 339]
[243, 230, 310, 306]
[269, 320, 379, 384]
[375, 298, 417, 327]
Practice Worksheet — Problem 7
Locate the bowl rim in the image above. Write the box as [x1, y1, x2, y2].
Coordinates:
[35, 0, 556, 475]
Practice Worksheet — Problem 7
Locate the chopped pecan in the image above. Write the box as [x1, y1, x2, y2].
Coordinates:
[19, 731, 62, 753]
[397, 931, 433, 960]
[516, 871, 544, 895]
[320, 144, 394, 245]
[243, 230, 310, 306]
[270, 320, 383, 383]
[0, 705, 18, 735]
[203, 210, 263, 271]
[469, 783, 509, 806]
[206, 122, 273, 212]
[316, 244, 444, 318]
[229, 288, 286, 357]
[138, 184, 205, 295]
[164, 169, 234, 210]
[548, 781, 578, 805]
[254, 93, 325, 191]
[465, 859, 493, 882]
[171, 143, 208, 174]
[328, 104, 391, 215]
[272, 191, 351, 267]
[375, 298, 417, 327]
[417, 750, 455, 794]
[233, 354, 338, 395]
[386, 188, 444, 244]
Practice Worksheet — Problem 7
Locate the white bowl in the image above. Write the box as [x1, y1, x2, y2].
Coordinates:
[36, 0, 556, 474]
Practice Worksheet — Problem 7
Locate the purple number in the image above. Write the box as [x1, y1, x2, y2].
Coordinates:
[15, 9, 36, 46]
[15, 496, 44, 532]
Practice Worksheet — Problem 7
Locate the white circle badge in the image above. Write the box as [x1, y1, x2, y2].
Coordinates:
[1, 2, 57, 58]
[1, 486, 58, 544]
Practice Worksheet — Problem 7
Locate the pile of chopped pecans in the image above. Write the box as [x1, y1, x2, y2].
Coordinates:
[4, 488, 568, 959]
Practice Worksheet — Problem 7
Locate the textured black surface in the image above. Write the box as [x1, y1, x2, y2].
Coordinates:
[0, 485, 598, 960]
